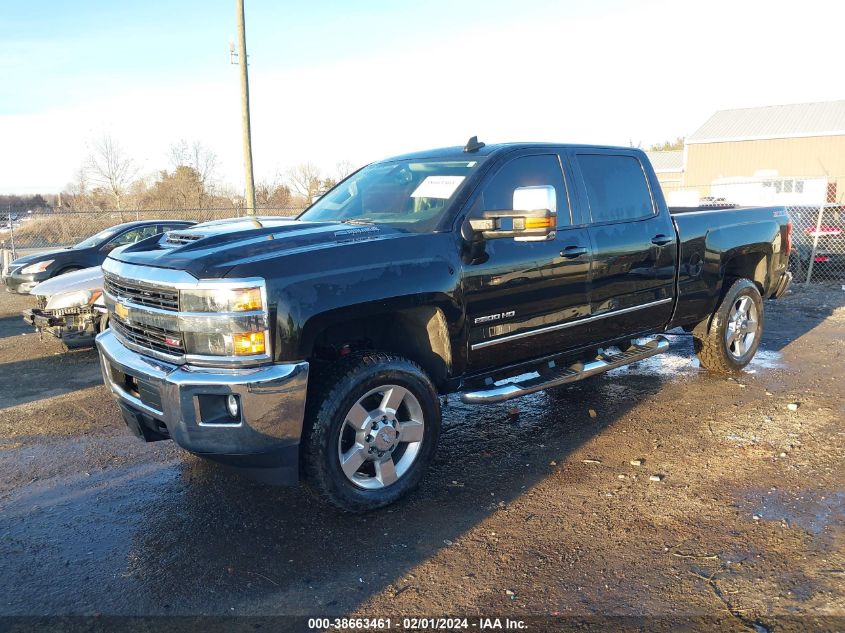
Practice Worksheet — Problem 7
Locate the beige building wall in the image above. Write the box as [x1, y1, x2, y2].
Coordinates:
[683, 135, 845, 201]
[654, 170, 683, 196]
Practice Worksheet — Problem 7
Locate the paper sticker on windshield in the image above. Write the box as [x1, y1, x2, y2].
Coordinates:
[411, 175, 465, 199]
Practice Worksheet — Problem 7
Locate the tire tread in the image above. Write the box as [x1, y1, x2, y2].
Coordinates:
[302, 350, 439, 512]
[693, 278, 762, 373]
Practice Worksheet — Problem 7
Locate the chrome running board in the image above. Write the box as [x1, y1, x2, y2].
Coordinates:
[460, 335, 670, 404]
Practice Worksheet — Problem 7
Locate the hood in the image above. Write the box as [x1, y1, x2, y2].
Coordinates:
[10, 248, 72, 267]
[110, 217, 402, 278]
[30, 266, 103, 297]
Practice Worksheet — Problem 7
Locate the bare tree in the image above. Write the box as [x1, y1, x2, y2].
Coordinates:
[335, 160, 357, 180]
[170, 140, 218, 185]
[286, 162, 324, 205]
[169, 140, 219, 207]
[62, 166, 92, 211]
[86, 134, 138, 211]
[256, 179, 293, 210]
[648, 137, 685, 152]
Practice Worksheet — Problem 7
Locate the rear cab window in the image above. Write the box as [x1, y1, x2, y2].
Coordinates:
[576, 153, 655, 223]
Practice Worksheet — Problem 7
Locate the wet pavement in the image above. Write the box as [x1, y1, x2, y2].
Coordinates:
[0, 285, 843, 628]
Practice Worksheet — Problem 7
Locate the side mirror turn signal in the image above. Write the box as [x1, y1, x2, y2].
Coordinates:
[468, 208, 555, 241]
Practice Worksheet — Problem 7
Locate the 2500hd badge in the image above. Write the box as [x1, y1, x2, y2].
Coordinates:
[474, 310, 516, 324]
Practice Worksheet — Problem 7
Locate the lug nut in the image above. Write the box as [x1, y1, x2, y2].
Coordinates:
[366, 434, 373, 442]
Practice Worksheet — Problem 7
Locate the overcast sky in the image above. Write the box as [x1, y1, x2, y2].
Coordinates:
[1, 0, 843, 194]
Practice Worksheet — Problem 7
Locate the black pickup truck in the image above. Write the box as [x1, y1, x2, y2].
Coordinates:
[95, 140, 793, 511]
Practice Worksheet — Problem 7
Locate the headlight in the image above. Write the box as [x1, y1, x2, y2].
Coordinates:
[177, 280, 269, 361]
[21, 260, 54, 274]
[232, 331, 266, 355]
[183, 331, 266, 357]
[179, 286, 263, 312]
[44, 289, 102, 310]
[45, 289, 92, 310]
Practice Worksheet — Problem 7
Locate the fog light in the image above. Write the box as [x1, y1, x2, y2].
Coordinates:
[226, 394, 240, 419]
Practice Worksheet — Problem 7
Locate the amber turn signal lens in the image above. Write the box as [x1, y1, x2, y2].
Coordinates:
[231, 287, 263, 311]
[524, 217, 553, 229]
[232, 331, 266, 355]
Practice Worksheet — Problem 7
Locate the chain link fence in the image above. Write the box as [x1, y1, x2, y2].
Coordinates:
[660, 176, 845, 284]
[0, 206, 303, 254]
[3, 181, 845, 284]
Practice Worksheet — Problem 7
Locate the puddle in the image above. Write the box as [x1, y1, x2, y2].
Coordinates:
[745, 349, 785, 371]
[739, 489, 845, 547]
[608, 336, 783, 380]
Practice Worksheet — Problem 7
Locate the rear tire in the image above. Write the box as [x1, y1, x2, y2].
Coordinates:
[694, 278, 763, 373]
[303, 351, 441, 512]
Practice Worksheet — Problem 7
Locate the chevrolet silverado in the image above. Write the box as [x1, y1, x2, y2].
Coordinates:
[95, 139, 793, 511]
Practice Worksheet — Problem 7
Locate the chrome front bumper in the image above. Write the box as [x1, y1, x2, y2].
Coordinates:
[96, 329, 309, 460]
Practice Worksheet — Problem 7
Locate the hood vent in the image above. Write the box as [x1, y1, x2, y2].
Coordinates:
[165, 232, 204, 246]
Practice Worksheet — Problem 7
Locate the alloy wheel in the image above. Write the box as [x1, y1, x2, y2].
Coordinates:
[337, 385, 425, 489]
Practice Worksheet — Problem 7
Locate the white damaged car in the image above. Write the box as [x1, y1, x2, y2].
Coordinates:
[22, 266, 107, 349]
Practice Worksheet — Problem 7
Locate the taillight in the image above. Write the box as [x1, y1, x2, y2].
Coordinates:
[785, 221, 792, 256]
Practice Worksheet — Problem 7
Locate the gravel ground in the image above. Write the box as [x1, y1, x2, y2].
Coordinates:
[0, 285, 843, 631]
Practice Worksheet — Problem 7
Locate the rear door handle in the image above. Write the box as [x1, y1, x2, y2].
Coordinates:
[651, 234, 673, 246]
[560, 245, 588, 258]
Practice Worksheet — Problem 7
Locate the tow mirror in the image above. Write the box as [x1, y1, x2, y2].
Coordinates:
[468, 208, 555, 241]
[468, 185, 556, 241]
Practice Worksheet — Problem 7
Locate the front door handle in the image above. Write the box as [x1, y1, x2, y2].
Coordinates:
[651, 234, 673, 246]
[560, 245, 588, 258]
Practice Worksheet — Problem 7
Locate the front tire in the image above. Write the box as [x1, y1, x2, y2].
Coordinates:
[303, 352, 441, 512]
[694, 278, 763, 373]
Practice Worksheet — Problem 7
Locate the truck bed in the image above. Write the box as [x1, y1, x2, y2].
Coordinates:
[668, 204, 791, 329]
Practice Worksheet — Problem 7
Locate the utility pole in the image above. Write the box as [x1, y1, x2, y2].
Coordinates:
[236, 0, 256, 215]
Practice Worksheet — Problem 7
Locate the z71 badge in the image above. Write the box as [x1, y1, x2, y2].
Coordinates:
[474, 310, 515, 325]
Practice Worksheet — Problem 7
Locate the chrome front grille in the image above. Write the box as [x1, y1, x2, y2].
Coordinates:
[101, 258, 271, 367]
[110, 314, 185, 356]
[104, 273, 179, 311]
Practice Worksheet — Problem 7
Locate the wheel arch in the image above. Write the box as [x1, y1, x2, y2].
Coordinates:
[302, 303, 454, 390]
[722, 250, 769, 295]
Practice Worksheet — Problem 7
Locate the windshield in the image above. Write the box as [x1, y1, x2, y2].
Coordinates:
[74, 227, 120, 249]
[299, 158, 483, 232]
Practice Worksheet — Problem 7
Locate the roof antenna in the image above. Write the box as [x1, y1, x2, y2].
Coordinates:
[464, 135, 485, 153]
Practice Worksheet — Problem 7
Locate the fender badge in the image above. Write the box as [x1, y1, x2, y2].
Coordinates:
[474, 310, 515, 325]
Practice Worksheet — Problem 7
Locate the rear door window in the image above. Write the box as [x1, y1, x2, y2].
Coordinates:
[577, 154, 655, 223]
